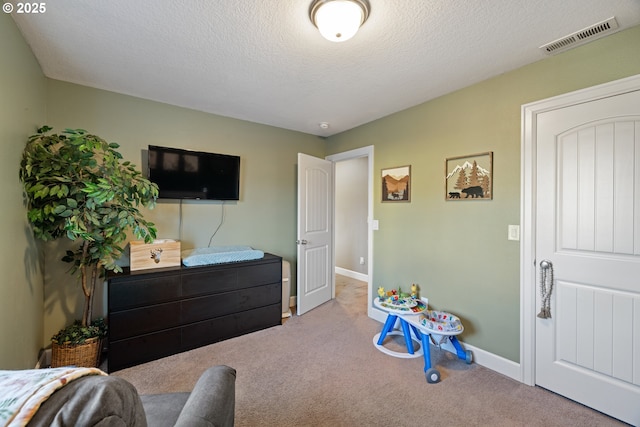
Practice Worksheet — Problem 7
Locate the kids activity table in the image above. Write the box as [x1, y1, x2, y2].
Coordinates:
[373, 297, 472, 383]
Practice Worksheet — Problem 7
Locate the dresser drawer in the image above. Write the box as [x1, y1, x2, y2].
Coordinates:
[109, 328, 181, 372]
[109, 301, 180, 340]
[181, 303, 281, 351]
[237, 263, 282, 287]
[181, 268, 237, 297]
[109, 274, 181, 311]
[181, 262, 280, 296]
[181, 282, 281, 324]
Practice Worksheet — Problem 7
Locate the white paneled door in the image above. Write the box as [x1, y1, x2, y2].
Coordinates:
[297, 153, 333, 315]
[535, 87, 640, 425]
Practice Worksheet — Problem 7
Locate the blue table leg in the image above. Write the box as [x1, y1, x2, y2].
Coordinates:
[409, 324, 421, 340]
[450, 336, 466, 360]
[421, 333, 432, 371]
[376, 314, 398, 345]
[449, 336, 472, 363]
[399, 319, 414, 354]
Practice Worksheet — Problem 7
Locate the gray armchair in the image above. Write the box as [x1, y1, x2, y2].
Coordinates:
[141, 365, 236, 427]
[27, 365, 236, 427]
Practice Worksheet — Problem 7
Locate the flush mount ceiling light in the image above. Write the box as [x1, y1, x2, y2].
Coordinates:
[309, 0, 370, 42]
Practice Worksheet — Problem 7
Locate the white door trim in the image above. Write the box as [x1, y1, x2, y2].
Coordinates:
[520, 73, 640, 386]
[326, 146, 384, 322]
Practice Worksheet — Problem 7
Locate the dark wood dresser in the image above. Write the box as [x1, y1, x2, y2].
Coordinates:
[107, 253, 282, 372]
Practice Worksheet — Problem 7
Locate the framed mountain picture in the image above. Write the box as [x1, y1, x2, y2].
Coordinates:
[381, 165, 411, 202]
[445, 152, 493, 200]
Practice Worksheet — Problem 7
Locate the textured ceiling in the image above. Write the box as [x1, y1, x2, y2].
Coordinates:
[11, 0, 640, 136]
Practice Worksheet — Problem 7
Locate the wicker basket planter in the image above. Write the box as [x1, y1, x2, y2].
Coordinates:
[51, 337, 101, 368]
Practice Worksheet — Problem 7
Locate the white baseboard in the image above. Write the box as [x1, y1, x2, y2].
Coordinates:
[453, 342, 521, 382]
[335, 267, 368, 282]
[405, 331, 521, 382]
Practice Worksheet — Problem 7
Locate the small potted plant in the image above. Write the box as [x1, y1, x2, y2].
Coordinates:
[19, 126, 159, 367]
[49, 319, 108, 367]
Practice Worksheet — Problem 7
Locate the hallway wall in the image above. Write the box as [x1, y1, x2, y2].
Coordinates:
[335, 157, 368, 275]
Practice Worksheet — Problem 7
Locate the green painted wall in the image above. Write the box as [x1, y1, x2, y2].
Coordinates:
[326, 25, 640, 362]
[41, 80, 325, 343]
[0, 14, 46, 368]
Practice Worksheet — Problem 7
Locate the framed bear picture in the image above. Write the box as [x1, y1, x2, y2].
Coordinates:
[445, 152, 493, 200]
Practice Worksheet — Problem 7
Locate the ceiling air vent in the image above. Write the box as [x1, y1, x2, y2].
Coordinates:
[539, 17, 619, 55]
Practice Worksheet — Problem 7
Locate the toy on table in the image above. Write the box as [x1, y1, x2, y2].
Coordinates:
[376, 285, 426, 313]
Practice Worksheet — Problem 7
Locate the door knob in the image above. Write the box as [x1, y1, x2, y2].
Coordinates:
[296, 239, 308, 245]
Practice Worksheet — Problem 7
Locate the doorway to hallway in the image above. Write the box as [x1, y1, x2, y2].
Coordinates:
[327, 146, 374, 319]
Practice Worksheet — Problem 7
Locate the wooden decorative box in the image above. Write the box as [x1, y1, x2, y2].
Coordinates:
[129, 239, 181, 271]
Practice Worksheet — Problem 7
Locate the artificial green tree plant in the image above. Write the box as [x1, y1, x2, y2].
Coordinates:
[19, 126, 159, 348]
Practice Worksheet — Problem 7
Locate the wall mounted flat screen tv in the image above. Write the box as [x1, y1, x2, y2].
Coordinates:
[148, 145, 240, 200]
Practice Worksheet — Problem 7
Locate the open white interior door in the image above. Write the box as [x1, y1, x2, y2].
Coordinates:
[297, 153, 333, 315]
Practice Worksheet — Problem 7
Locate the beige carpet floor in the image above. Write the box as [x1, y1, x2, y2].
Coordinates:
[112, 275, 626, 426]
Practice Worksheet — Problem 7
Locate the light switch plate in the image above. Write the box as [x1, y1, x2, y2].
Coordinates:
[372, 220, 379, 230]
[508, 225, 520, 241]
